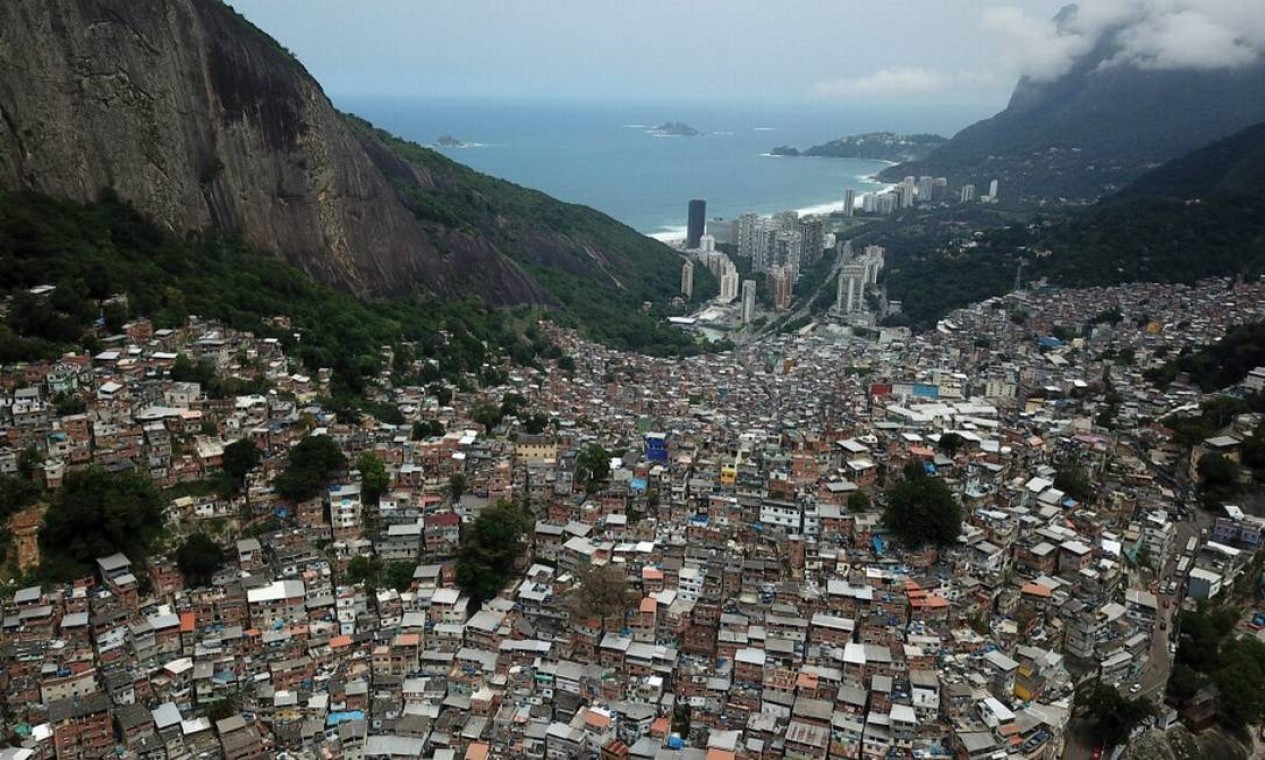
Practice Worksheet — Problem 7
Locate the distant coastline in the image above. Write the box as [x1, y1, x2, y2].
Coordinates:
[646, 179, 896, 243]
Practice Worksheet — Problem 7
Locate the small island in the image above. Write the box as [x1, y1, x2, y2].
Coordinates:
[650, 121, 703, 137]
[435, 134, 473, 148]
[772, 131, 946, 162]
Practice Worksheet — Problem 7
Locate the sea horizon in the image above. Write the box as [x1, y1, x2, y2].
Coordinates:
[333, 95, 967, 237]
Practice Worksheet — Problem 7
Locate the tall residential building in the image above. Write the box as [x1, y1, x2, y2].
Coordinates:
[960, 184, 976, 203]
[843, 188, 856, 217]
[698, 234, 715, 253]
[768, 265, 793, 310]
[798, 219, 825, 268]
[718, 264, 739, 303]
[680, 261, 694, 298]
[989, 179, 999, 199]
[733, 213, 759, 260]
[837, 263, 866, 314]
[687, 199, 706, 248]
[917, 176, 935, 203]
[741, 279, 757, 323]
[772, 229, 803, 274]
[899, 181, 915, 209]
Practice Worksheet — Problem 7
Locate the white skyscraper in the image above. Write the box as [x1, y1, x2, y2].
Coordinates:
[989, 179, 999, 199]
[836, 264, 866, 314]
[741, 279, 757, 323]
[843, 188, 856, 217]
[680, 261, 694, 298]
[960, 184, 976, 203]
[718, 264, 739, 303]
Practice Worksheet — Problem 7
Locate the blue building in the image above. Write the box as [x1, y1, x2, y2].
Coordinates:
[645, 432, 669, 463]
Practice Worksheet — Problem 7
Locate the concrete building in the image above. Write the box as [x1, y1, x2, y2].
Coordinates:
[680, 261, 694, 299]
[741, 279, 757, 323]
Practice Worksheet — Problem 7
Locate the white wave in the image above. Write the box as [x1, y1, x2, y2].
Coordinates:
[753, 126, 776, 131]
[623, 124, 646, 128]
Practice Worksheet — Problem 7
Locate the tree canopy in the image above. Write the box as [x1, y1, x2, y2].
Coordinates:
[275, 435, 346, 503]
[1076, 682, 1153, 748]
[221, 439, 261, 494]
[455, 500, 532, 602]
[566, 563, 639, 630]
[882, 466, 961, 547]
[356, 451, 390, 506]
[1054, 465, 1093, 503]
[1197, 453, 1242, 509]
[576, 443, 612, 494]
[40, 466, 164, 579]
[175, 532, 227, 587]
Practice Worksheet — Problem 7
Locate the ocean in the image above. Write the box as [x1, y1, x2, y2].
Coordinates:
[335, 96, 980, 238]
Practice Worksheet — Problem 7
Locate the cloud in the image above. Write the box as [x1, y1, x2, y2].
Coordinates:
[813, 67, 995, 99]
[982, 1, 1265, 82]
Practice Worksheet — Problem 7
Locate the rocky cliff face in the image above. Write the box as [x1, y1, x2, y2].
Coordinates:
[0, 0, 667, 305]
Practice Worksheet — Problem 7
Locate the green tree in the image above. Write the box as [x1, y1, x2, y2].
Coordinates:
[1197, 453, 1242, 508]
[455, 500, 532, 602]
[344, 555, 382, 586]
[428, 383, 453, 406]
[1054, 465, 1093, 503]
[1212, 637, 1265, 728]
[566, 563, 638, 636]
[17, 446, 44, 481]
[522, 413, 550, 435]
[1077, 682, 1153, 748]
[576, 443, 612, 494]
[275, 435, 346, 503]
[40, 467, 164, 579]
[937, 432, 964, 457]
[557, 355, 577, 372]
[384, 561, 416, 592]
[175, 532, 227, 587]
[412, 419, 445, 440]
[883, 466, 961, 547]
[0, 475, 41, 521]
[1167, 663, 1204, 703]
[357, 451, 390, 506]
[471, 400, 502, 431]
[221, 439, 261, 496]
[447, 473, 467, 503]
[847, 490, 872, 512]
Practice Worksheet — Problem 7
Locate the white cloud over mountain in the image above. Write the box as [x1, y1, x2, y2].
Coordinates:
[982, 1, 1265, 81]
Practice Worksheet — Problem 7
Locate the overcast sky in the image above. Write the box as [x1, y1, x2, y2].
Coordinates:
[225, 1, 1265, 111]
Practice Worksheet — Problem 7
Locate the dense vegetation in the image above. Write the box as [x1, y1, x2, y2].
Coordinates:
[0, 190, 549, 389]
[40, 466, 164, 580]
[1172, 606, 1265, 729]
[1119, 121, 1265, 201]
[1075, 682, 1153, 748]
[1145, 323, 1265, 392]
[772, 132, 946, 162]
[882, 463, 962, 547]
[344, 117, 719, 356]
[274, 435, 347, 503]
[455, 500, 533, 602]
[878, 193, 1265, 330]
[175, 532, 227, 587]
